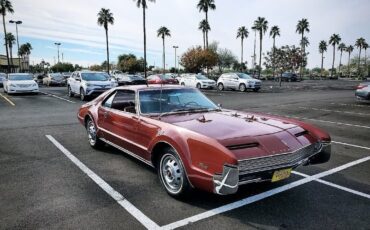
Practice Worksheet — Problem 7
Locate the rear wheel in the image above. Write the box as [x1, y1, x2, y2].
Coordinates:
[68, 86, 74, 97]
[218, 83, 224, 91]
[86, 118, 104, 149]
[158, 147, 190, 197]
[181, 82, 185, 86]
[196, 83, 201, 89]
[239, 83, 246, 92]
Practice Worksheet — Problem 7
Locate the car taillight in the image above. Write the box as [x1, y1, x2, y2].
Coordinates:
[356, 85, 367, 89]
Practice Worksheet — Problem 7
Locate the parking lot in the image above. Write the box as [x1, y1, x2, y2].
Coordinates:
[0, 80, 369, 229]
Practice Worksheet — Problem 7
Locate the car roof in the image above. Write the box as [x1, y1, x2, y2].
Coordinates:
[114, 84, 184, 92]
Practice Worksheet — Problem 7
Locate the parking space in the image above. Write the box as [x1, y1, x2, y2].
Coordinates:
[0, 82, 369, 229]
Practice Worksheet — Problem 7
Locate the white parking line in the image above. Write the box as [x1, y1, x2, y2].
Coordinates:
[292, 171, 370, 199]
[0, 93, 15, 106]
[330, 102, 369, 108]
[40, 92, 76, 104]
[161, 156, 370, 230]
[299, 106, 370, 116]
[332, 141, 370, 151]
[46, 135, 160, 229]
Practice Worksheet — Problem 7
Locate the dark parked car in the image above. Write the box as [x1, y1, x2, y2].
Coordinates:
[276, 73, 298, 82]
[116, 74, 147, 86]
[147, 74, 178, 84]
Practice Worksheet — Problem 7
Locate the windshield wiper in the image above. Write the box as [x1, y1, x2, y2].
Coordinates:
[158, 107, 215, 118]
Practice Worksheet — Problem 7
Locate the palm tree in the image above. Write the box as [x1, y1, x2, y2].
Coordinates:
[236, 26, 248, 65]
[253, 17, 268, 78]
[0, 0, 14, 73]
[157, 26, 171, 73]
[363, 41, 368, 69]
[329, 34, 341, 77]
[5, 32, 15, 67]
[296, 18, 310, 78]
[346, 45, 354, 77]
[269, 25, 280, 77]
[97, 8, 114, 74]
[355, 37, 365, 74]
[337, 43, 346, 73]
[133, 0, 155, 78]
[197, 0, 216, 49]
[251, 25, 257, 70]
[319, 40, 327, 78]
[198, 19, 210, 49]
[300, 36, 310, 50]
[18, 42, 32, 71]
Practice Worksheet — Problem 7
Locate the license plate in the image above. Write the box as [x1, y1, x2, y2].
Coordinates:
[271, 168, 292, 182]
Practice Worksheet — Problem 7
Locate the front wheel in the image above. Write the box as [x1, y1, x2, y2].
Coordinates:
[158, 148, 190, 197]
[80, 88, 87, 101]
[218, 83, 224, 91]
[196, 83, 201, 89]
[68, 86, 74, 97]
[181, 82, 185, 86]
[239, 83, 246, 92]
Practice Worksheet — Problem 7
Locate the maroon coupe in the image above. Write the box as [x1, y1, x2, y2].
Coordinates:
[78, 85, 331, 197]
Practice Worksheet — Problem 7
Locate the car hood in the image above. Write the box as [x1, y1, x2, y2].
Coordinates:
[9, 80, 36, 84]
[161, 110, 314, 159]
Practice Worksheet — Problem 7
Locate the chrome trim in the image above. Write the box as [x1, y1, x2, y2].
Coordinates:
[100, 137, 154, 167]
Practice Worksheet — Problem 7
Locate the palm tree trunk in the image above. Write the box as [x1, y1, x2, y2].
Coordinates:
[202, 31, 205, 50]
[241, 38, 243, 64]
[143, 6, 147, 78]
[348, 52, 351, 77]
[205, 11, 208, 49]
[272, 38, 275, 77]
[357, 47, 362, 74]
[321, 52, 324, 78]
[365, 49, 367, 67]
[253, 30, 256, 70]
[105, 28, 110, 74]
[300, 33, 304, 80]
[339, 51, 342, 74]
[331, 45, 335, 77]
[162, 36, 165, 73]
[9, 44, 13, 71]
[258, 31, 262, 79]
[3, 14, 10, 73]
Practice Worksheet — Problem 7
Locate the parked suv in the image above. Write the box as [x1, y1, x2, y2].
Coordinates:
[180, 74, 216, 89]
[67, 71, 115, 101]
[355, 82, 370, 100]
[217, 73, 261, 92]
[276, 72, 298, 82]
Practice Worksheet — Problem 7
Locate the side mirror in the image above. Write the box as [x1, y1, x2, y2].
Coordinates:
[76, 78, 81, 82]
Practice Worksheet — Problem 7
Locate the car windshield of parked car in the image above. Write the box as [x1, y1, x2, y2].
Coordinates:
[9, 75, 34, 81]
[237, 73, 253, 79]
[139, 88, 218, 114]
[196, 75, 208, 80]
[50, 73, 63, 79]
[81, 73, 109, 81]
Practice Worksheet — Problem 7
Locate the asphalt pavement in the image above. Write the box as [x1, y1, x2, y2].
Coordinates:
[0, 80, 369, 229]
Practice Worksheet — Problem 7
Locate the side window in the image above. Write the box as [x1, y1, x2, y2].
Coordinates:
[103, 92, 116, 108]
[111, 90, 136, 113]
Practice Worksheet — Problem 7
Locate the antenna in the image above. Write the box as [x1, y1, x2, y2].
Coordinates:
[159, 74, 163, 116]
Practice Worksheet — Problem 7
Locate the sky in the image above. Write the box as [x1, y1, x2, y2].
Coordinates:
[3, 0, 369, 69]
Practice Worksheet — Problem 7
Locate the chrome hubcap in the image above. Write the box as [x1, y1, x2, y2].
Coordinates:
[87, 120, 96, 145]
[240, 85, 245, 91]
[160, 154, 183, 193]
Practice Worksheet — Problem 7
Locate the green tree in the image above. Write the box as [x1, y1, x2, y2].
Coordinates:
[5, 32, 15, 66]
[198, 20, 210, 49]
[296, 18, 310, 79]
[18, 43, 32, 71]
[337, 43, 346, 73]
[300, 36, 309, 50]
[329, 34, 341, 77]
[51, 62, 74, 72]
[363, 41, 368, 69]
[269, 25, 280, 77]
[180, 46, 217, 73]
[346, 45, 354, 76]
[253, 17, 268, 79]
[196, 0, 216, 49]
[133, 0, 155, 78]
[319, 40, 327, 77]
[355, 37, 365, 73]
[0, 0, 14, 72]
[157, 26, 171, 73]
[217, 48, 237, 73]
[236, 26, 248, 64]
[97, 8, 114, 74]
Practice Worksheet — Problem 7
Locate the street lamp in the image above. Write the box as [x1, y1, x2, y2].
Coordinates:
[173, 45, 179, 75]
[9, 20, 22, 72]
[54, 42, 61, 63]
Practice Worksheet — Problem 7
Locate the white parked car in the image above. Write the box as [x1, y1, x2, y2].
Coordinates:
[355, 82, 370, 100]
[179, 74, 216, 89]
[67, 71, 116, 101]
[217, 73, 262, 92]
[3, 73, 39, 94]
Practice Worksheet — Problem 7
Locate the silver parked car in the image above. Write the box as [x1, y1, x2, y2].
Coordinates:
[355, 82, 370, 100]
[217, 73, 262, 92]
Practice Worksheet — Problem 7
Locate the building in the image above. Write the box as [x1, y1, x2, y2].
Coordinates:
[0, 54, 29, 73]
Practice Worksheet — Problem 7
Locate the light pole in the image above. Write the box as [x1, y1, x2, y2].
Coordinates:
[173, 45, 178, 75]
[9, 20, 22, 72]
[54, 42, 61, 63]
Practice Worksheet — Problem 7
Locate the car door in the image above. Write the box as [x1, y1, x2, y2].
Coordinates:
[229, 74, 239, 89]
[74, 73, 82, 93]
[190, 76, 197, 87]
[99, 90, 148, 160]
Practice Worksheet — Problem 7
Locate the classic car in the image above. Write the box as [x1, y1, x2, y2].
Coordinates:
[77, 85, 331, 197]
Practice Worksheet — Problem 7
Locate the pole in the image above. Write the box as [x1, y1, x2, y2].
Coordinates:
[173, 45, 178, 75]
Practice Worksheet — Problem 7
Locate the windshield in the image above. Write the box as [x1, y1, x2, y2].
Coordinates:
[236, 73, 253, 79]
[50, 73, 63, 79]
[139, 88, 218, 114]
[9, 75, 34, 81]
[196, 75, 208, 80]
[81, 72, 109, 81]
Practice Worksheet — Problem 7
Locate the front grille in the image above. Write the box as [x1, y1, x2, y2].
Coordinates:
[238, 142, 321, 174]
[17, 84, 32, 88]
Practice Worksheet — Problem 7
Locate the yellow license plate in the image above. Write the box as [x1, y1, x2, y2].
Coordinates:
[271, 168, 292, 182]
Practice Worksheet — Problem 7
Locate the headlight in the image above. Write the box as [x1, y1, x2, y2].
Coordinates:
[85, 82, 92, 87]
[32, 83, 37, 87]
[10, 83, 16, 87]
